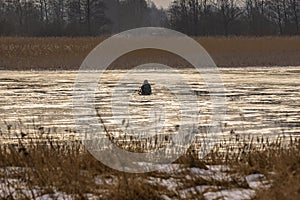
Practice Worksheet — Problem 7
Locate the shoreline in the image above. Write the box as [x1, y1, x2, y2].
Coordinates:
[0, 65, 299, 72]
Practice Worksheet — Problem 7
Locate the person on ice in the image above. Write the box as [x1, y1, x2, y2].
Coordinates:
[140, 80, 152, 95]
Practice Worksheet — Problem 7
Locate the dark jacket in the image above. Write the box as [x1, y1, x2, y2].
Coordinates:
[141, 80, 152, 95]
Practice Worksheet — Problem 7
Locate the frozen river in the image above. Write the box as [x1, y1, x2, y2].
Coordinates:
[0, 67, 299, 145]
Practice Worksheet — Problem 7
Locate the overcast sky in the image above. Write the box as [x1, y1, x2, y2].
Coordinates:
[152, 0, 172, 8]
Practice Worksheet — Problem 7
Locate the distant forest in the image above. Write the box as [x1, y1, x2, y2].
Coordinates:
[0, 0, 299, 36]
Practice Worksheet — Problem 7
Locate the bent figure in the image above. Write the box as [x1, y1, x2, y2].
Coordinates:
[141, 80, 152, 95]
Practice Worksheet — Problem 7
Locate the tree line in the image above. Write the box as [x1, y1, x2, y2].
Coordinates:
[169, 0, 300, 36]
[0, 0, 166, 36]
[0, 0, 299, 36]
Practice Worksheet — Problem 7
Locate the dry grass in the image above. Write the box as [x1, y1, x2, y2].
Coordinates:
[254, 140, 300, 200]
[1, 36, 300, 70]
[0, 37, 104, 70]
[198, 36, 300, 67]
[0, 121, 299, 199]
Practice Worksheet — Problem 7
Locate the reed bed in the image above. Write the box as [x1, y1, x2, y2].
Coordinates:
[1, 36, 300, 70]
[0, 121, 299, 199]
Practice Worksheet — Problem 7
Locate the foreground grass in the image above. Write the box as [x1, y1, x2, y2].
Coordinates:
[1, 36, 300, 70]
[0, 124, 299, 199]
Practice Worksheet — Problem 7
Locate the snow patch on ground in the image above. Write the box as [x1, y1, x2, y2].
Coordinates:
[0, 164, 271, 200]
[246, 174, 271, 189]
[204, 188, 256, 200]
[35, 192, 73, 200]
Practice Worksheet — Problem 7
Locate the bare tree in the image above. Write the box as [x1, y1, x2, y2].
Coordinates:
[169, 0, 201, 35]
[118, 0, 150, 31]
[243, 0, 274, 35]
[289, 0, 299, 34]
[214, 0, 243, 35]
[266, 0, 284, 35]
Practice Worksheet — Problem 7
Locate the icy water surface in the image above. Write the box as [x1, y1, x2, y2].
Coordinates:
[0, 67, 299, 144]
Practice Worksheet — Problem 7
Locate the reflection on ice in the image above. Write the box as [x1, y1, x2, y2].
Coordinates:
[0, 67, 299, 146]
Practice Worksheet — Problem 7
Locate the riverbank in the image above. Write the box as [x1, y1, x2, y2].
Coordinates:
[1, 36, 300, 70]
[0, 124, 299, 200]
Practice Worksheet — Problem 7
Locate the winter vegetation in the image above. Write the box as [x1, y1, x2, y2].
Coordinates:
[0, 122, 299, 200]
[1, 36, 300, 70]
